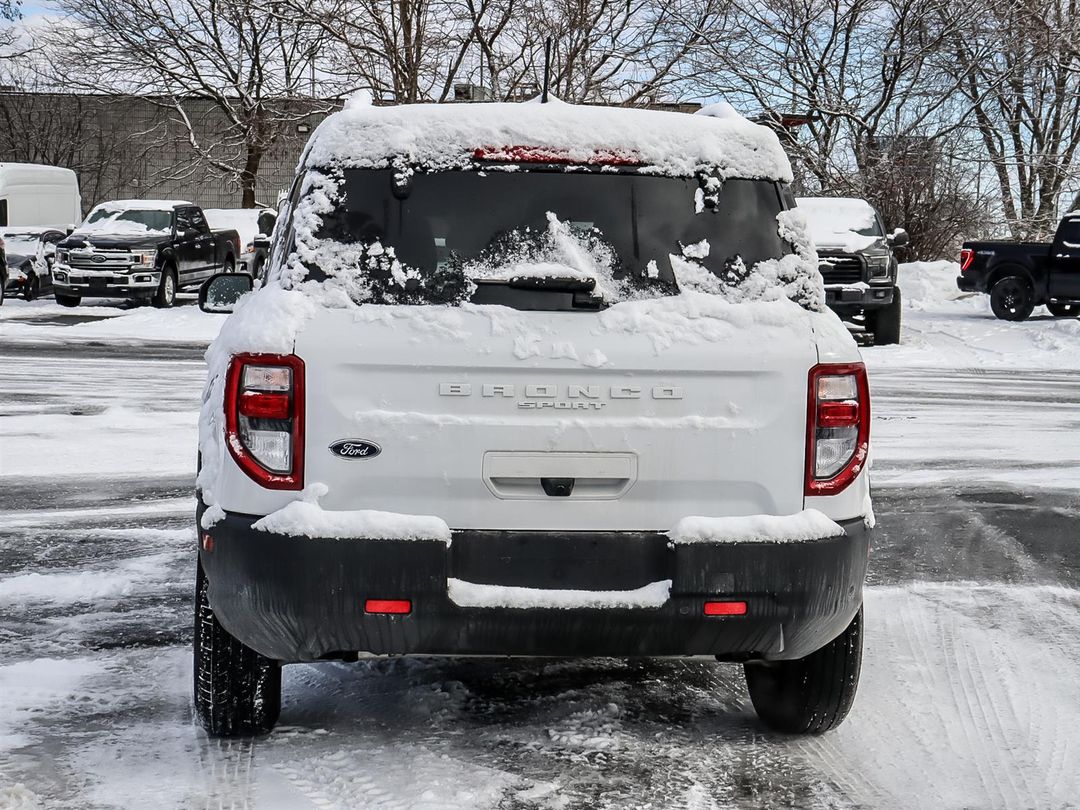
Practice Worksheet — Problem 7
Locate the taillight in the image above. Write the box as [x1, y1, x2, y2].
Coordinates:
[805, 363, 870, 496]
[960, 248, 974, 272]
[224, 353, 304, 489]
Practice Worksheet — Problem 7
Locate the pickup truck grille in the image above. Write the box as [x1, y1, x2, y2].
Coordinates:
[817, 254, 864, 285]
[67, 250, 132, 270]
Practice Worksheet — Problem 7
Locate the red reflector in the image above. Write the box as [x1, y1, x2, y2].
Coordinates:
[200, 532, 214, 552]
[704, 600, 747, 616]
[818, 400, 859, 427]
[364, 599, 412, 615]
[238, 391, 290, 419]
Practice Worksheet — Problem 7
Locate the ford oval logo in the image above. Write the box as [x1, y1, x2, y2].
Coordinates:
[329, 439, 381, 459]
[92, 255, 106, 263]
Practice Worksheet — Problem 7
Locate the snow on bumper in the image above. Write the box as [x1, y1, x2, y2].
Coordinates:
[197, 504, 870, 662]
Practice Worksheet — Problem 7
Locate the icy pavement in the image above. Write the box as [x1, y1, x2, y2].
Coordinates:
[3, 278, 1080, 807]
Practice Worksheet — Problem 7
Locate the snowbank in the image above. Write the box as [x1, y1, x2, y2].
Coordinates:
[303, 101, 793, 182]
[897, 260, 966, 310]
[668, 510, 843, 545]
[863, 260, 1080, 370]
[448, 578, 671, 609]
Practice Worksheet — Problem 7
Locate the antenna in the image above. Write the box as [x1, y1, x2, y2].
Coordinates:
[542, 37, 552, 104]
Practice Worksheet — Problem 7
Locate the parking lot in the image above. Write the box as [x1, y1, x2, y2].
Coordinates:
[2, 271, 1079, 809]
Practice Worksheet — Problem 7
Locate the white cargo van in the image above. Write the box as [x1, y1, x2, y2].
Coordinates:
[0, 163, 82, 229]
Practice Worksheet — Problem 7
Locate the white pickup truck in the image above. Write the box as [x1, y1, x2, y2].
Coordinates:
[194, 100, 873, 738]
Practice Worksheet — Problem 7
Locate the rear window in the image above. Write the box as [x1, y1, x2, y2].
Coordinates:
[278, 166, 801, 309]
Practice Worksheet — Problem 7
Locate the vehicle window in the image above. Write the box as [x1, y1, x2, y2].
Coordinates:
[1058, 219, 1080, 248]
[0, 199, 7, 228]
[190, 209, 211, 234]
[294, 167, 789, 307]
[174, 208, 193, 234]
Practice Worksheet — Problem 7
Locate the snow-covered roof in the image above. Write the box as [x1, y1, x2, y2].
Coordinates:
[92, 199, 192, 212]
[302, 100, 794, 182]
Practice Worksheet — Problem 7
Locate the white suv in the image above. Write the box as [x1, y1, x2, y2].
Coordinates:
[194, 100, 873, 738]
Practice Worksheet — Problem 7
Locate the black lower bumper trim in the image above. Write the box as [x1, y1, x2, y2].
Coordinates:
[198, 509, 870, 663]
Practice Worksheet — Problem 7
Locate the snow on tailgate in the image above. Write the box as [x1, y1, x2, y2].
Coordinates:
[302, 100, 793, 182]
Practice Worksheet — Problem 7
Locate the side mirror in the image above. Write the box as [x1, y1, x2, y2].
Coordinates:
[888, 228, 909, 248]
[199, 272, 253, 313]
[65, 225, 75, 236]
[252, 234, 271, 251]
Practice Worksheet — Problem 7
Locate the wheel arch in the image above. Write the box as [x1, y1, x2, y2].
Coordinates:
[986, 262, 1044, 302]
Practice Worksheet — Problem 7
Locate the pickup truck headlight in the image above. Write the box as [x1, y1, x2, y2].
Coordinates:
[866, 256, 891, 279]
[130, 251, 157, 269]
[57, 250, 70, 263]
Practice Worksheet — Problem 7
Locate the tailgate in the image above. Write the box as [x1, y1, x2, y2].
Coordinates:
[295, 305, 816, 531]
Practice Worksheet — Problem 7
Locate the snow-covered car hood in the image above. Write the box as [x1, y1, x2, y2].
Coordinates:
[60, 233, 170, 251]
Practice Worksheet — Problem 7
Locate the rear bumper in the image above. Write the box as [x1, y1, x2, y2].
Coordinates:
[956, 274, 978, 292]
[198, 509, 870, 663]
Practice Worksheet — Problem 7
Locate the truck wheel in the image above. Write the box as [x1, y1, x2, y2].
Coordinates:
[152, 267, 177, 308]
[222, 255, 235, 274]
[194, 559, 281, 737]
[870, 288, 902, 345]
[1046, 301, 1079, 317]
[743, 608, 862, 734]
[55, 293, 81, 307]
[990, 276, 1034, 321]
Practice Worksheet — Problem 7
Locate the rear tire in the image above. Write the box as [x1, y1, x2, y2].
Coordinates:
[869, 288, 902, 345]
[55, 293, 81, 307]
[990, 275, 1034, 321]
[744, 608, 863, 734]
[222, 255, 236, 274]
[194, 559, 281, 737]
[1046, 301, 1079, 317]
[152, 266, 177, 308]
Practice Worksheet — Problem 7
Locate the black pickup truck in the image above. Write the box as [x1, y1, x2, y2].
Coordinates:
[52, 200, 241, 308]
[958, 214, 1080, 320]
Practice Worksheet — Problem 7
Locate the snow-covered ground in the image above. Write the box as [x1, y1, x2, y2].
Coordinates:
[2, 269, 1079, 808]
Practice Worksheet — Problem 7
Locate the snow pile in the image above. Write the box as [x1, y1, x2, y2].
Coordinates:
[796, 197, 880, 251]
[897, 260, 965, 310]
[447, 578, 671, 609]
[668, 509, 843, 545]
[303, 101, 793, 182]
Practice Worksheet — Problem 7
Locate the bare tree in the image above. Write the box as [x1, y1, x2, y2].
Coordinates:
[696, 0, 973, 188]
[942, 0, 1080, 238]
[40, 0, 339, 207]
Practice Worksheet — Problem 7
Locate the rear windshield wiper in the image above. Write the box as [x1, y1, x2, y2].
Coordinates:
[471, 277, 605, 311]
[506, 275, 596, 293]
